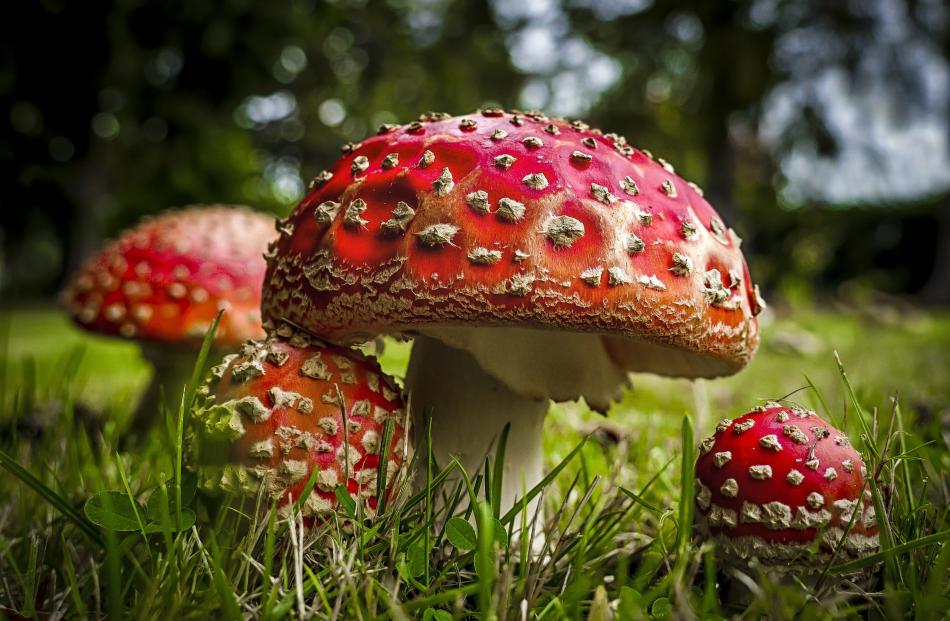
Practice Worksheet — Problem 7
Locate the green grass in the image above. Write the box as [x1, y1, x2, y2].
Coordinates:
[0, 303, 948, 619]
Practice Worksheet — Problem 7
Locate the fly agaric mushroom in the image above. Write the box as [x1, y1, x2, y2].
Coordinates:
[694, 403, 878, 570]
[190, 325, 411, 520]
[261, 109, 764, 515]
[61, 205, 274, 427]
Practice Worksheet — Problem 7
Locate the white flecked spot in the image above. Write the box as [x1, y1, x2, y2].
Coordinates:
[695, 479, 711, 511]
[636, 274, 666, 290]
[543, 215, 585, 248]
[609, 267, 633, 286]
[432, 167, 455, 196]
[760, 501, 793, 529]
[790, 506, 831, 530]
[468, 247, 503, 265]
[249, 438, 275, 459]
[733, 419, 755, 434]
[833, 498, 860, 522]
[783, 425, 809, 444]
[234, 396, 271, 422]
[749, 465, 773, 480]
[709, 505, 738, 528]
[281, 459, 309, 483]
[361, 430, 380, 455]
[300, 355, 331, 380]
[318, 417, 339, 436]
[580, 267, 603, 286]
[416, 223, 459, 247]
[740, 501, 762, 524]
[496, 198, 526, 222]
[316, 468, 338, 491]
[523, 172, 549, 190]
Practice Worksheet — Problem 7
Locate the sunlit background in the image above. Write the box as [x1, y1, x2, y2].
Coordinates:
[2, 0, 948, 306]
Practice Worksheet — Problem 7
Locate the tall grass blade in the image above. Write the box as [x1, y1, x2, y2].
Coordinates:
[491, 423, 510, 519]
[0, 447, 102, 545]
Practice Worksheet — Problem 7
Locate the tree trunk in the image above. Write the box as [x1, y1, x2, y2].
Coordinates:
[920, 196, 950, 305]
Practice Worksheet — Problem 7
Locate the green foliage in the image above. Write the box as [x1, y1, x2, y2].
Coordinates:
[84, 491, 148, 532]
[0, 306, 948, 618]
[445, 517, 477, 551]
[84, 490, 197, 534]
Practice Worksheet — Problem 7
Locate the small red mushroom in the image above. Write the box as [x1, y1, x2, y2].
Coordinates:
[261, 109, 766, 518]
[61, 205, 275, 427]
[695, 403, 879, 572]
[190, 326, 412, 521]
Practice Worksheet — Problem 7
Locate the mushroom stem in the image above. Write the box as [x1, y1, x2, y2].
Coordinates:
[405, 335, 548, 518]
[130, 344, 207, 432]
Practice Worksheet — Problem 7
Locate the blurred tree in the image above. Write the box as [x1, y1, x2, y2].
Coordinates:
[1, 0, 523, 297]
[546, 0, 948, 300]
[2, 0, 948, 303]
[758, 0, 950, 302]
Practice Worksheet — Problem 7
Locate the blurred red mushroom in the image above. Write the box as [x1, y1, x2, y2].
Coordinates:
[61, 205, 274, 428]
[695, 403, 878, 574]
[260, 109, 765, 517]
[191, 325, 412, 521]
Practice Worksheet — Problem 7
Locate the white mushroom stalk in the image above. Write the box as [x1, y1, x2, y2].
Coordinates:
[405, 335, 548, 516]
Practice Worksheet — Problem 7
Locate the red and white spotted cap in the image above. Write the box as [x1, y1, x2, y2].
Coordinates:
[262, 110, 764, 408]
[62, 205, 273, 347]
[694, 403, 879, 568]
[190, 326, 411, 520]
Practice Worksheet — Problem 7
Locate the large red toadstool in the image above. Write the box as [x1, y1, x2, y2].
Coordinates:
[694, 403, 879, 571]
[260, 109, 765, 514]
[190, 325, 411, 520]
[61, 205, 274, 427]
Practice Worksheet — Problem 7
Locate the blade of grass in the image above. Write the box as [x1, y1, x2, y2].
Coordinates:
[0, 448, 102, 545]
[208, 532, 243, 621]
[375, 418, 396, 514]
[475, 501, 496, 620]
[500, 435, 589, 525]
[833, 352, 877, 459]
[491, 423, 510, 519]
[114, 452, 150, 554]
[619, 487, 662, 516]
[676, 414, 694, 554]
[892, 397, 916, 514]
[829, 529, 950, 574]
[177, 310, 222, 526]
[274, 466, 320, 539]
[60, 536, 89, 619]
[803, 374, 833, 420]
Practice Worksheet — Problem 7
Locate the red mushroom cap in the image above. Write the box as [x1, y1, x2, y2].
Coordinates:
[62, 205, 274, 347]
[190, 326, 411, 520]
[263, 110, 762, 382]
[694, 403, 879, 568]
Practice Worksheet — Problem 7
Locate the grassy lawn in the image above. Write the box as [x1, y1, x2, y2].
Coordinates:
[0, 303, 948, 619]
